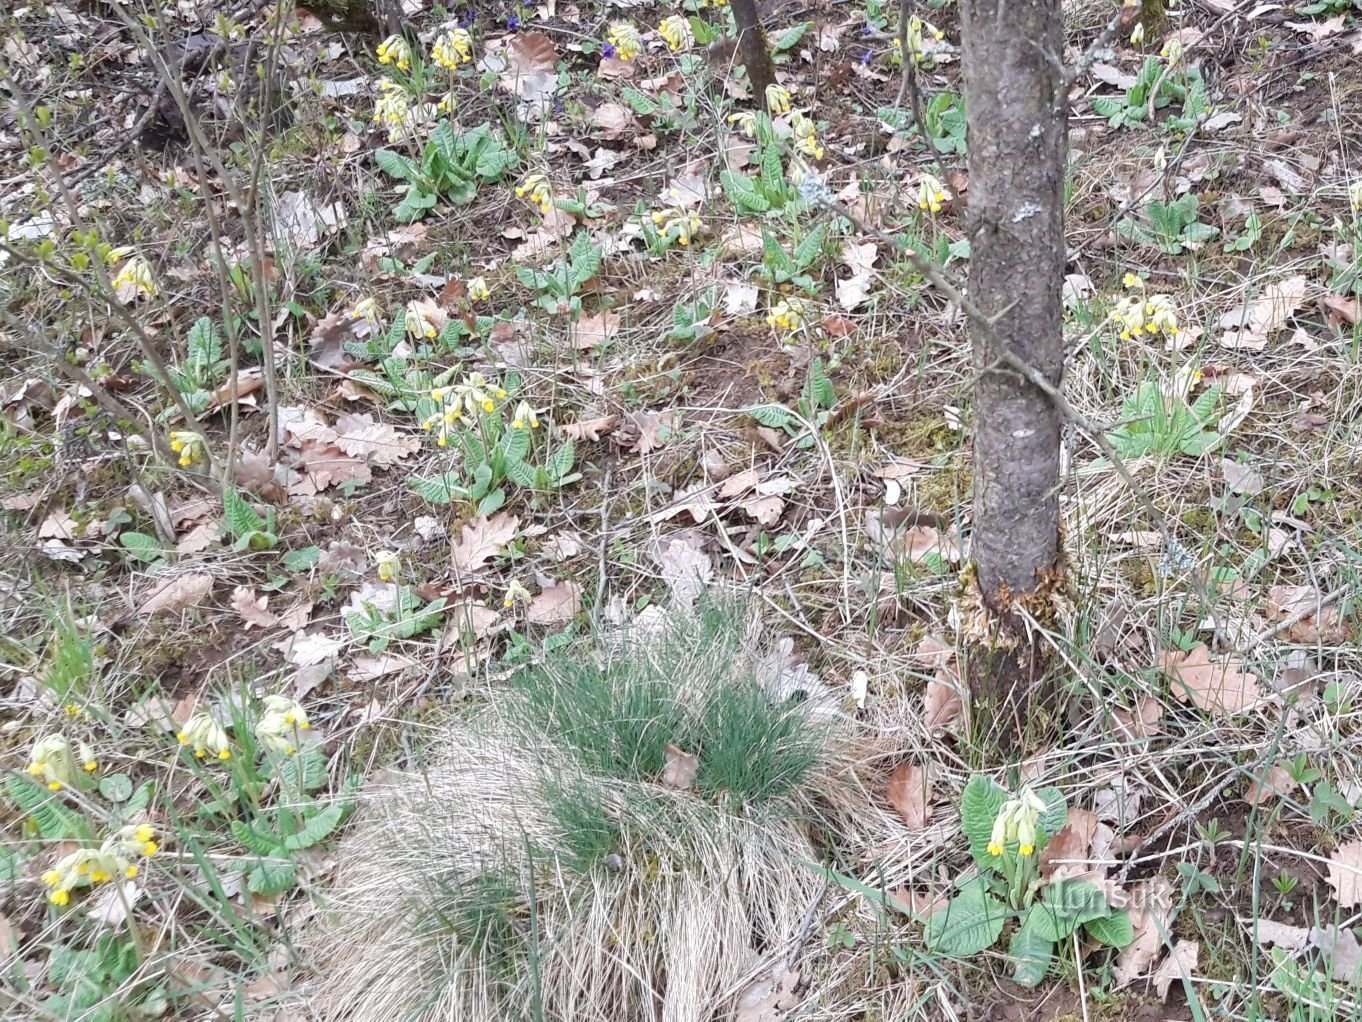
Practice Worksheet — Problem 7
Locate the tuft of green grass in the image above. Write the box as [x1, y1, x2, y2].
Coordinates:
[506, 602, 825, 808]
[691, 681, 825, 806]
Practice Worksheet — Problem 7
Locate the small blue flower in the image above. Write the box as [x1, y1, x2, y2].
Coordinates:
[602, 42, 617, 59]
[457, 9, 475, 28]
[507, 15, 521, 30]
[858, 49, 872, 64]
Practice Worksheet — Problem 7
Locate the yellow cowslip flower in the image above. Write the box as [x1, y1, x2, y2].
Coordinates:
[658, 15, 693, 52]
[467, 276, 491, 301]
[373, 79, 411, 137]
[503, 579, 531, 608]
[1123, 272, 1145, 290]
[177, 712, 232, 760]
[111, 254, 156, 298]
[169, 429, 204, 468]
[766, 297, 808, 336]
[27, 734, 94, 791]
[405, 300, 439, 340]
[377, 34, 412, 71]
[606, 22, 643, 61]
[917, 173, 948, 214]
[510, 400, 539, 430]
[1350, 179, 1362, 213]
[1130, 22, 1146, 45]
[1161, 38, 1183, 65]
[727, 109, 758, 139]
[350, 297, 381, 325]
[892, 16, 944, 66]
[256, 694, 310, 756]
[106, 823, 159, 860]
[437, 89, 458, 115]
[515, 172, 554, 216]
[431, 28, 474, 70]
[987, 786, 1046, 857]
[765, 84, 792, 116]
[650, 206, 702, 246]
[375, 549, 401, 582]
[1113, 291, 1178, 341]
[790, 112, 824, 160]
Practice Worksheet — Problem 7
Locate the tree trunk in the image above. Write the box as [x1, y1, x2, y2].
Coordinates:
[729, 0, 777, 109]
[958, 0, 1067, 754]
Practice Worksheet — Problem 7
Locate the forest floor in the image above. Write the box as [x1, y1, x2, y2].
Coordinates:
[2, 0, 1362, 1019]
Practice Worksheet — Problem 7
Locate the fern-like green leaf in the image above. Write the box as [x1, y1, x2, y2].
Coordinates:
[223, 487, 267, 540]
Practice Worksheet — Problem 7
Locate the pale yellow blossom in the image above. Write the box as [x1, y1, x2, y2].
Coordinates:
[376, 34, 412, 71]
[431, 28, 474, 70]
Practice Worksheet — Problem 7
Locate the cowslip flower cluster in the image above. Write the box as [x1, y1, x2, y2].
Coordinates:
[467, 276, 492, 301]
[375, 549, 401, 582]
[111, 254, 156, 298]
[606, 22, 643, 61]
[503, 578, 532, 608]
[790, 112, 823, 160]
[767, 296, 809, 337]
[917, 173, 949, 214]
[422, 373, 509, 446]
[987, 787, 1046, 858]
[405, 300, 441, 340]
[349, 296, 381, 325]
[27, 734, 96, 791]
[510, 400, 540, 430]
[432, 27, 474, 70]
[177, 712, 232, 760]
[1350, 178, 1362, 213]
[651, 205, 702, 246]
[892, 16, 945, 66]
[376, 34, 412, 71]
[765, 84, 792, 116]
[515, 172, 554, 216]
[42, 824, 158, 906]
[1113, 274, 1179, 340]
[373, 79, 412, 140]
[169, 430, 205, 467]
[658, 15, 693, 52]
[255, 695, 310, 757]
[727, 109, 758, 138]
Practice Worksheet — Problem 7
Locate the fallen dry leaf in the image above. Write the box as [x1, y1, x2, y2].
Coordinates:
[1221, 458, 1264, 496]
[572, 311, 620, 350]
[718, 467, 761, 499]
[527, 581, 581, 625]
[618, 409, 679, 454]
[1311, 924, 1362, 981]
[1111, 695, 1164, 739]
[1159, 643, 1264, 715]
[230, 586, 278, 630]
[1328, 840, 1362, 908]
[1218, 274, 1308, 350]
[1251, 917, 1311, 951]
[886, 762, 931, 830]
[333, 412, 420, 466]
[276, 629, 344, 667]
[1114, 876, 1174, 988]
[38, 509, 78, 540]
[451, 513, 519, 576]
[734, 965, 802, 1022]
[1152, 939, 1199, 1001]
[661, 743, 699, 789]
[139, 573, 214, 617]
[1039, 807, 1100, 881]
[1245, 763, 1299, 805]
[739, 494, 784, 525]
[561, 414, 618, 442]
[654, 537, 713, 608]
[1266, 584, 1349, 643]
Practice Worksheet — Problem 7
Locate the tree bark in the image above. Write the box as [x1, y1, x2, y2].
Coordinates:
[959, 0, 1067, 753]
[729, 0, 777, 109]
